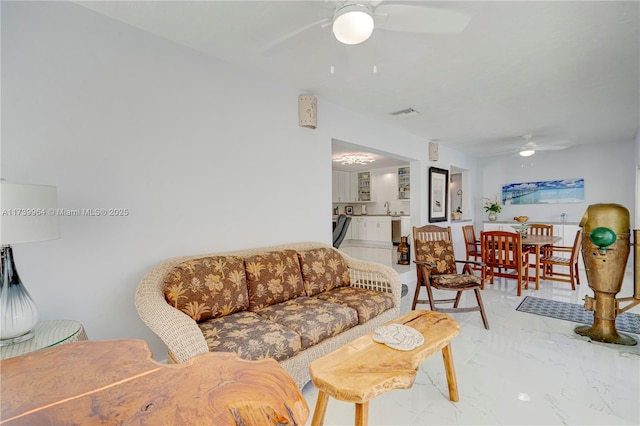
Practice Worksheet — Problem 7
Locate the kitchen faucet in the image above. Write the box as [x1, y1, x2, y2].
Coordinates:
[384, 201, 390, 214]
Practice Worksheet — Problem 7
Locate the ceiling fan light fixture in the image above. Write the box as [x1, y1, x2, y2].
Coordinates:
[519, 149, 536, 157]
[332, 4, 374, 45]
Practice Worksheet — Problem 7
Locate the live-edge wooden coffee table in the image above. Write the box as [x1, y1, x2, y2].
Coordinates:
[1, 339, 309, 425]
[309, 310, 460, 426]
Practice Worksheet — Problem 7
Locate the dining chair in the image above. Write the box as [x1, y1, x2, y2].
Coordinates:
[480, 230, 530, 296]
[412, 225, 489, 329]
[527, 223, 554, 236]
[332, 214, 351, 248]
[462, 225, 482, 274]
[524, 223, 555, 268]
[540, 229, 582, 290]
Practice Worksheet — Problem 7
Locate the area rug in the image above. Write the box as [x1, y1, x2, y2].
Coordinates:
[516, 296, 640, 335]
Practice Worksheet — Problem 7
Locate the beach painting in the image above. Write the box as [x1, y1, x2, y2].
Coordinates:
[502, 178, 584, 205]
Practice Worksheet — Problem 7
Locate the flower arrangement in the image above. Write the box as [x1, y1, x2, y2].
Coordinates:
[483, 194, 502, 213]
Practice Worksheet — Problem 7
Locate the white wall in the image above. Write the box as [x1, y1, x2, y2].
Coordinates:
[2, 1, 478, 359]
[477, 141, 636, 225]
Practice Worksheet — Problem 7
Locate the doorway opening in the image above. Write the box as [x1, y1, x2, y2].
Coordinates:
[450, 166, 471, 221]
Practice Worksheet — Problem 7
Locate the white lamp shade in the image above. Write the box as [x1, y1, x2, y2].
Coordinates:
[332, 5, 374, 45]
[1, 183, 60, 245]
[519, 149, 536, 157]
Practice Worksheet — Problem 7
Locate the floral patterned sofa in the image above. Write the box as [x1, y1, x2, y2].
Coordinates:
[135, 242, 402, 389]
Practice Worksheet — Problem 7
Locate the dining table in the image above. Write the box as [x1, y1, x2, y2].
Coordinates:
[520, 234, 562, 290]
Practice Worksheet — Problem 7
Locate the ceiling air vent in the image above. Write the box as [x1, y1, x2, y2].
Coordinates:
[390, 107, 420, 119]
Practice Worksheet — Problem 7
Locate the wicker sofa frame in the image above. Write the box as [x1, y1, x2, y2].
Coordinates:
[135, 241, 402, 389]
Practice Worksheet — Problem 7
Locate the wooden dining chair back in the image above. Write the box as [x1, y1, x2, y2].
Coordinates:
[527, 224, 554, 236]
[524, 223, 555, 268]
[462, 225, 482, 274]
[480, 230, 530, 296]
[540, 229, 583, 290]
[412, 225, 489, 329]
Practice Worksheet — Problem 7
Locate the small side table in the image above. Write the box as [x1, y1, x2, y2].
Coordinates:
[309, 310, 460, 426]
[0, 320, 87, 360]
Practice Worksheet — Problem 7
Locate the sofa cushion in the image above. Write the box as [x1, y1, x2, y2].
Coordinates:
[256, 297, 358, 349]
[163, 256, 248, 322]
[314, 287, 395, 325]
[245, 250, 306, 311]
[198, 311, 301, 362]
[297, 248, 350, 296]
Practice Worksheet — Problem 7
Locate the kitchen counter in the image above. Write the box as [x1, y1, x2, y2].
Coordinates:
[352, 214, 409, 217]
[483, 220, 579, 225]
[332, 214, 409, 220]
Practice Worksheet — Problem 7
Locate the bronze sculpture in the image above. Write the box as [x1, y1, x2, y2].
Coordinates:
[575, 203, 639, 345]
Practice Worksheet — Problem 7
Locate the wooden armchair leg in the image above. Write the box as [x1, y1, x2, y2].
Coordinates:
[453, 291, 462, 308]
[474, 288, 490, 330]
[425, 283, 437, 311]
[411, 278, 422, 310]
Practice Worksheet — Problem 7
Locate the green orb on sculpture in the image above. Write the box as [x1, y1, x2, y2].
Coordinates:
[590, 227, 616, 248]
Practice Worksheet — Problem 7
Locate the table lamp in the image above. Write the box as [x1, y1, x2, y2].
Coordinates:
[1, 182, 59, 345]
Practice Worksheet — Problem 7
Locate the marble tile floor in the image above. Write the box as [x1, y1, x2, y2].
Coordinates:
[303, 242, 640, 425]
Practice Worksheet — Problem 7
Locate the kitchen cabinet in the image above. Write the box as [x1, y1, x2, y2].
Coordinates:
[332, 170, 356, 203]
[357, 172, 371, 202]
[398, 167, 410, 200]
[351, 217, 367, 240]
[348, 216, 392, 243]
[482, 223, 505, 232]
[367, 217, 391, 242]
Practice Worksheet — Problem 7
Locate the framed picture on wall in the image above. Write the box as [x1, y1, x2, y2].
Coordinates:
[345, 206, 353, 215]
[429, 167, 449, 222]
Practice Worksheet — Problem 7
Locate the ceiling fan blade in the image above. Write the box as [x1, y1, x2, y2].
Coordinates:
[537, 144, 571, 151]
[261, 17, 331, 57]
[374, 4, 471, 34]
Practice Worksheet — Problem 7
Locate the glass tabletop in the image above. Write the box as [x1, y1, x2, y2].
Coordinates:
[0, 320, 84, 360]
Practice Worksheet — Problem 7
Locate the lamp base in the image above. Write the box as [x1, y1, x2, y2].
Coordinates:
[1, 245, 39, 343]
[0, 330, 35, 347]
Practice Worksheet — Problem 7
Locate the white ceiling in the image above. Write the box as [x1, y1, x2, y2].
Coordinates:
[76, 0, 639, 160]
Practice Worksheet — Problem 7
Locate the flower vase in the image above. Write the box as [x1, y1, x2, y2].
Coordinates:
[488, 212, 498, 222]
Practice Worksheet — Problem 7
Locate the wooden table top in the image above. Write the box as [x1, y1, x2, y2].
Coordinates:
[309, 310, 460, 404]
[520, 235, 562, 246]
[0, 339, 309, 425]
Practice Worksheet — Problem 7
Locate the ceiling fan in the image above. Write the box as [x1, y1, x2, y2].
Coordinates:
[518, 134, 570, 157]
[262, 1, 471, 55]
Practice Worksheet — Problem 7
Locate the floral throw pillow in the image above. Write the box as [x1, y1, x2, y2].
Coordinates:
[245, 250, 306, 311]
[297, 248, 350, 296]
[414, 239, 458, 275]
[163, 256, 248, 322]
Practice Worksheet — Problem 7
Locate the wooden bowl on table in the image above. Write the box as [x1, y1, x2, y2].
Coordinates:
[514, 216, 529, 223]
